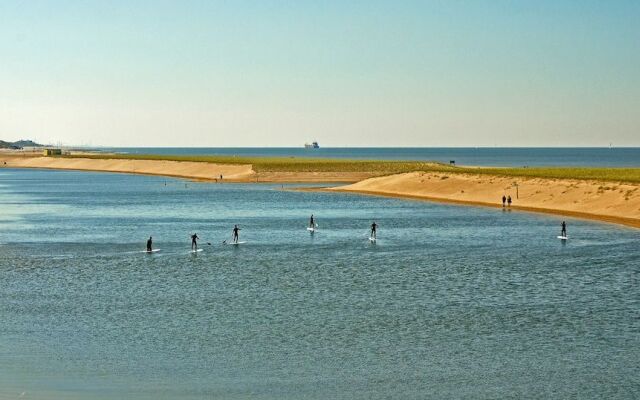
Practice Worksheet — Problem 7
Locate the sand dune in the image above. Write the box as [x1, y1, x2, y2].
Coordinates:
[0, 153, 374, 183]
[0, 154, 254, 181]
[331, 171, 640, 228]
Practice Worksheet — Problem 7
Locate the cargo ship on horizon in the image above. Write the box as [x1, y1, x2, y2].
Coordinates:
[304, 141, 320, 149]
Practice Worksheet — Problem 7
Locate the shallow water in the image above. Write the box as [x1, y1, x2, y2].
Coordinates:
[1, 169, 639, 399]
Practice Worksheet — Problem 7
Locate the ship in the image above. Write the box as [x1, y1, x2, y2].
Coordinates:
[304, 141, 320, 149]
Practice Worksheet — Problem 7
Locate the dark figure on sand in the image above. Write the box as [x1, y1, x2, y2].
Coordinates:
[502, 195, 506, 207]
[191, 233, 199, 250]
[507, 195, 512, 207]
[561, 221, 567, 237]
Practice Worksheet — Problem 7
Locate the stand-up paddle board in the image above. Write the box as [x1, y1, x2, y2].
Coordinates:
[190, 249, 204, 253]
[369, 237, 377, 242]
[225, 241, 246, 245]
[557, 236, 568, 240]
[307, 227, 316, 232]
[143, 249, 161, 253]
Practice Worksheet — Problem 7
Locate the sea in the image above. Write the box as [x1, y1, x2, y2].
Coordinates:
[97, 147, 640, 167]
[1, 167, 638, 399]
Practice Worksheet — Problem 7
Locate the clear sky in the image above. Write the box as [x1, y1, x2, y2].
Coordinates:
[1, 1, 638, 147]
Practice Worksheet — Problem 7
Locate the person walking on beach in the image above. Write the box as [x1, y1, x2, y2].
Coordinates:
[146, 236, 153, 252]
[561, 221, 567, 237]
[370, 221, 378, 239]
[232, 225, 241, 243]
[507, 195, 512, 207]
[309, 214, 315, 229]
[191, 233, 199, 251]
[502, 195, 506, 207]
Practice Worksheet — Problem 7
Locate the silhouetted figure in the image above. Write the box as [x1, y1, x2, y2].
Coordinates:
[191, 233, 199, 250]
[370, 221, 378, 239]
[232, 225, 241, 243]
[561, 221, 567, 237]
[146, 236, 153, 252]
[502, 195, 506, 207]
[507, 195, 512, 207]
[309, 214, 315, 228]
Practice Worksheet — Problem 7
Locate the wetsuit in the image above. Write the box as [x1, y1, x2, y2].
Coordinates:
[191, 234, 199, 250]
[310, 215, 315, 228]
[371, 223, 377, 239]
[146, 237, 153, 252]
[233, 226, 241, 243]
[561, 222, 567, 237]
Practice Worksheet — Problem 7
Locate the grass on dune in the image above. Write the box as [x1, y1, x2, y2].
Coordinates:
[454, 166, 640, 183]
[62, 153, 443, 174]
[60, 153, 640, 183]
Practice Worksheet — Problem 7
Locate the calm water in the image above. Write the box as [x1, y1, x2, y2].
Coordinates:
[1, 169, 639, 399]
[97, 147, 640, 167]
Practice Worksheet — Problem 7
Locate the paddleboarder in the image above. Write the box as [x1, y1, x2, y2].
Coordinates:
[309, 214, 315, 229]
[370, 221, 378, 239]
[146, 236, 153, 252]
[561, 221, 567, 237]
[191, 233, 199, 251]
[232, 225, 241, 243]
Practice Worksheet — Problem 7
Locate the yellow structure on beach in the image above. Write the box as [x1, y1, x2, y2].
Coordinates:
[43, 148, 62, 156]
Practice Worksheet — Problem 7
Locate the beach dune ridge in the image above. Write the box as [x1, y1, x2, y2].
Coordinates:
[0, 154, 254, 181]
[331, 171, 640, 228]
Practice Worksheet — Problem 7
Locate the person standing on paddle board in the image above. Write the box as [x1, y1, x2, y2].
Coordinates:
[191, 233, 199, 251]
[146, 236, 153, 252]
[561, 221, 567, 237]
[309, 214, 315, 229]
[370, 221, 378, 239]
[232, 225, 241, 243]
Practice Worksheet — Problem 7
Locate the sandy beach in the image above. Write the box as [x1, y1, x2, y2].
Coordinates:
[330, 171, 640, 228]
[0, 152, 255, 181]
[0, 152, 378, 183]
[1, 152, 638, 228]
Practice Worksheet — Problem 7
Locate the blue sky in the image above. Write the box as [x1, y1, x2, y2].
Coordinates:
[1, 1, 638, 146]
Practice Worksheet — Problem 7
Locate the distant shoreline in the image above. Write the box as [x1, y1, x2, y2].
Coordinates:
[42, 146, 640, 168]
[1, 152, 638, 229]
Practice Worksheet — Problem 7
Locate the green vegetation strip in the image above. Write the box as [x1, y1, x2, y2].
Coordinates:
[60, 154, 640, 183]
